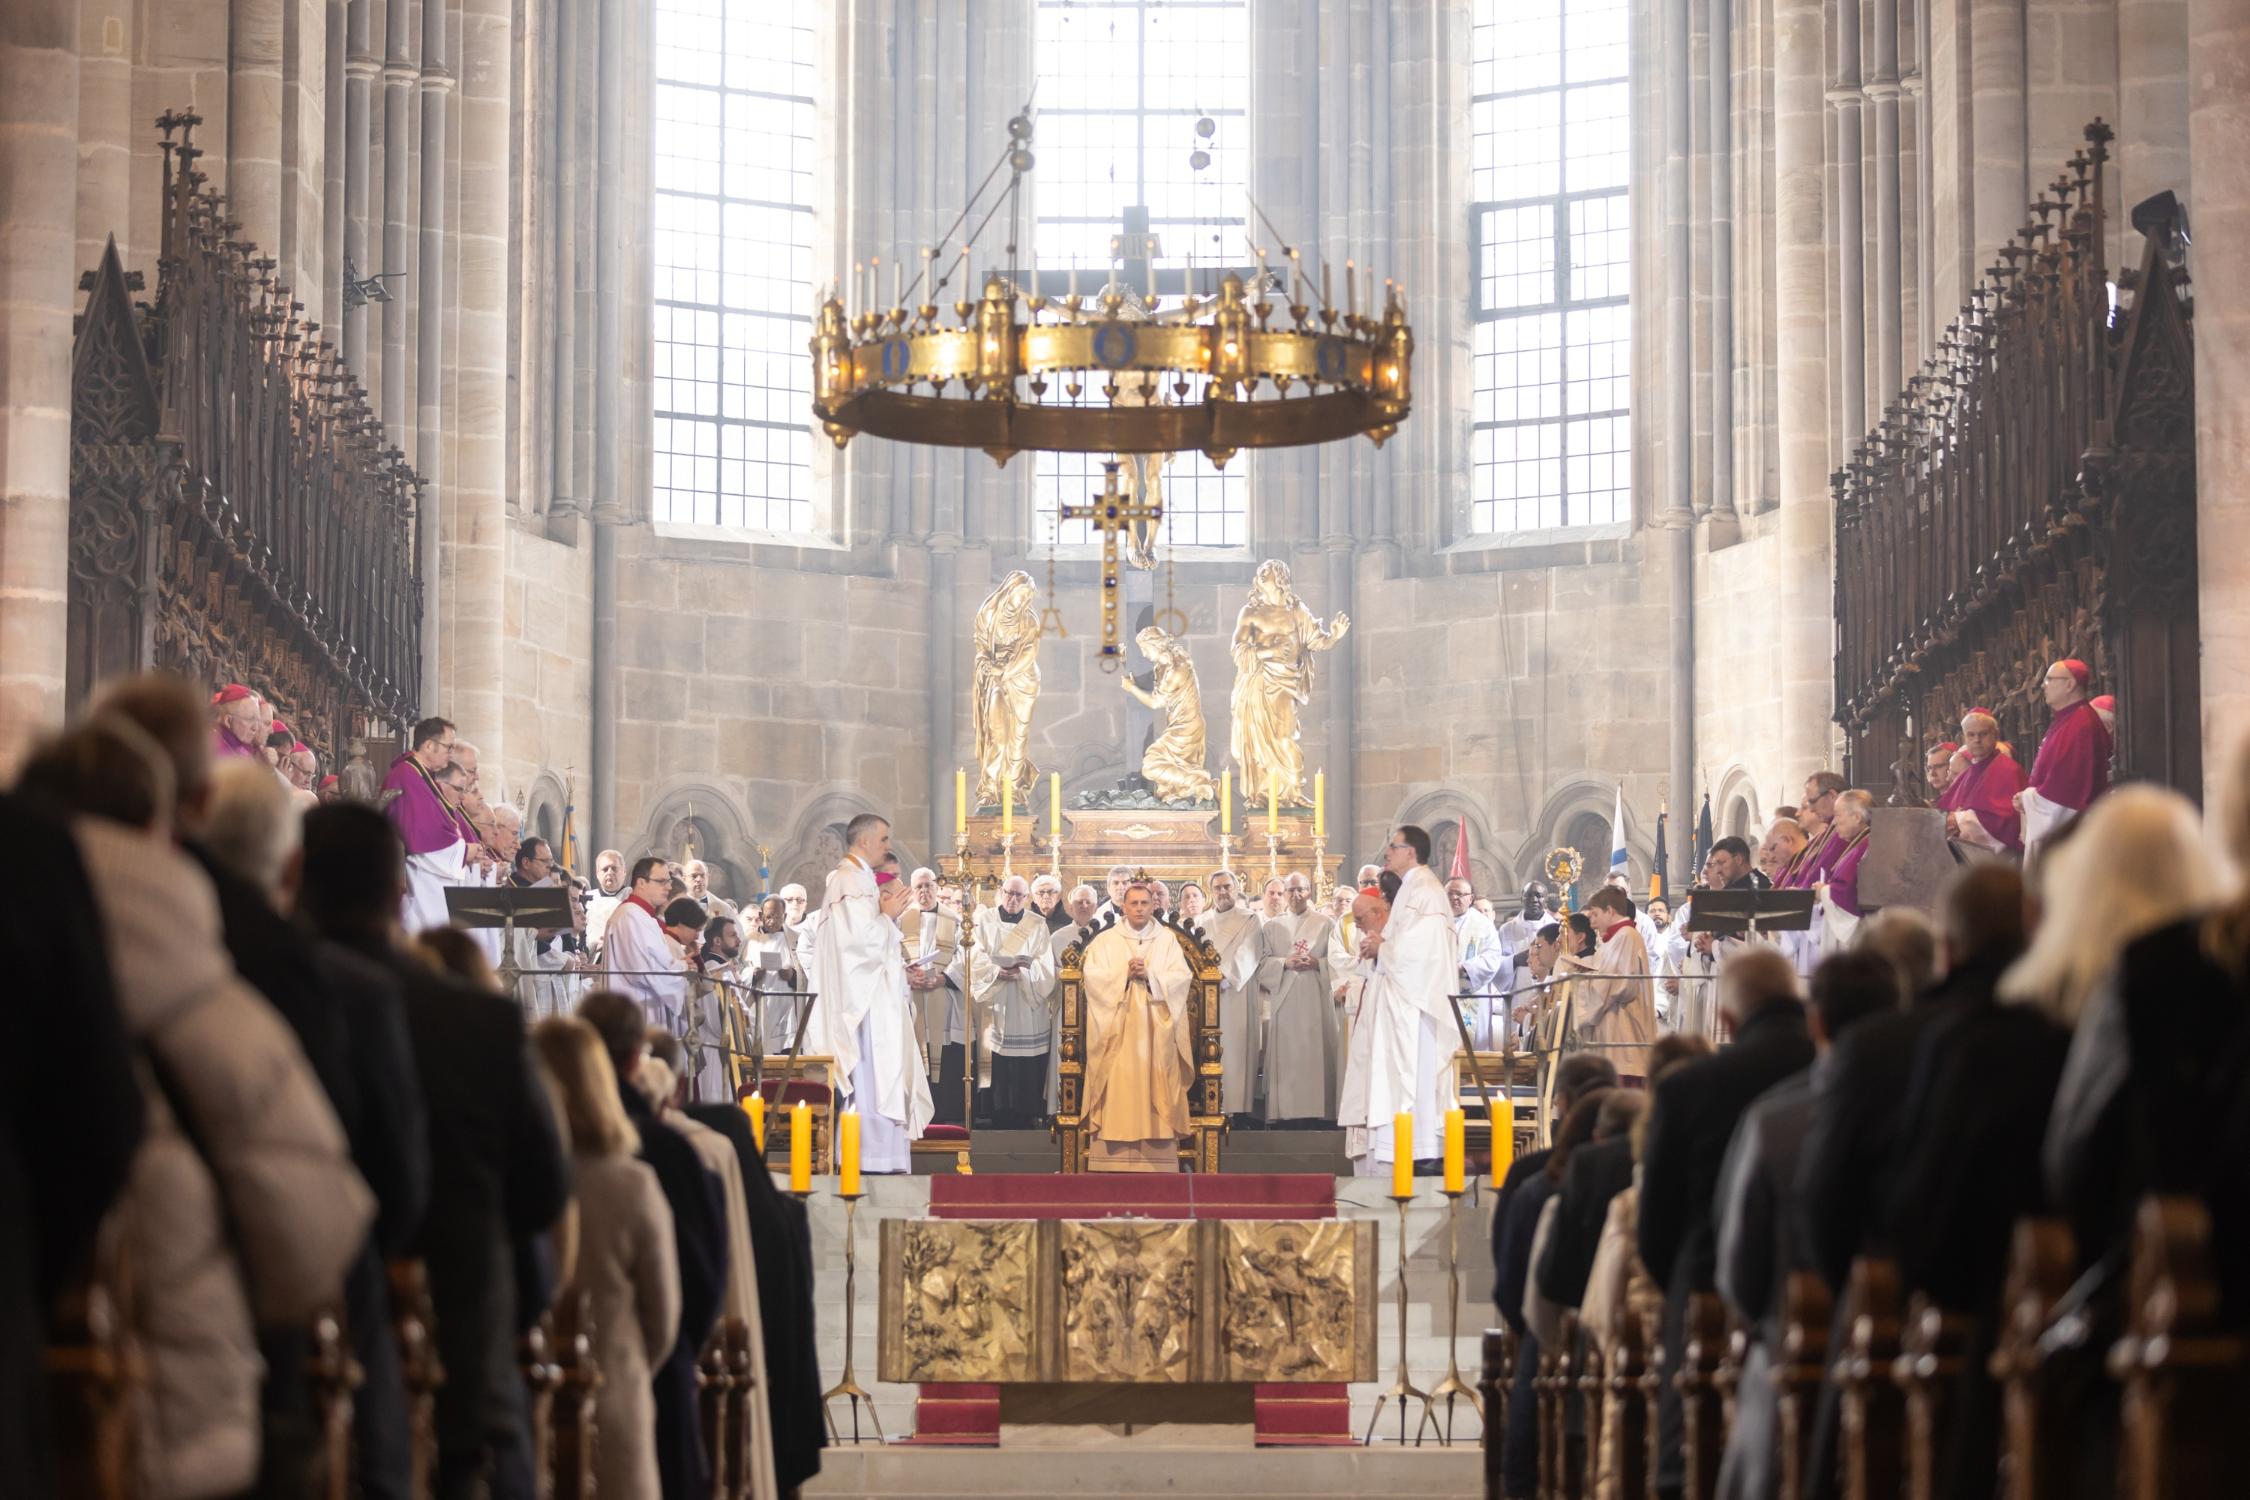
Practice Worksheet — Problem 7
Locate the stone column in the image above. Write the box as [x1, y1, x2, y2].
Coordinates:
[2191, 0, 2250, 797]
[341, 0, 375, 368]
[1709, 0, 1739, 530]
[380, 0, 413, 447]
[587, 0, 627, 846]
[76, 0, 132, 275]
[322, 0, 345, 328]
[413, 0, 450, 707]
[229, 0, 285, 254]
[1869, 0, 1905, 403]
[449, 0, 507, 761]
[1833, 0, 1868, 440]
[1777, 0, 1836, 776]
[1967, 0, 2027, 265]
[0, 0, 79, 766]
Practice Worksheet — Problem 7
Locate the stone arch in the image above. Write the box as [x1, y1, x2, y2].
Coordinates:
[520, 769, 575, 869]
[633, 780, 758, 904]
[1713, 764, 1765, 841]
[1517, 775, 1648, 894]
[1390, 789, 1512, 894]
[770, 787, 915, 896]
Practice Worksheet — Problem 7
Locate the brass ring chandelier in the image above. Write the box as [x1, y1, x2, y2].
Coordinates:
[810, 110, 1415, 470]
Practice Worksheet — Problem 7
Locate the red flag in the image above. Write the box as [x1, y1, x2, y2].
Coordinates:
[1449, 820, 1471, 884]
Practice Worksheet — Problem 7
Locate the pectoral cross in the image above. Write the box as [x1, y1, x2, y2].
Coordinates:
[1059, 460, 1163, 673]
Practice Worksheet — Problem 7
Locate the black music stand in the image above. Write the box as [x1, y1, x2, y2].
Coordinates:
[444, 885, 573, 992]
[1684, 887, 1818, 941]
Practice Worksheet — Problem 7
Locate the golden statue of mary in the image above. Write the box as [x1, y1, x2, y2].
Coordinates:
[1227, 560, 1348, 808]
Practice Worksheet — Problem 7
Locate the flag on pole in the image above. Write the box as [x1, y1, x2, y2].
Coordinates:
[558, 797, 578, 874]
[1609, 785, 1628, 886]
[1651, 806, 1668, 905]
[1449, 820, 1472, 884]
[1693, 791, 1715, 878]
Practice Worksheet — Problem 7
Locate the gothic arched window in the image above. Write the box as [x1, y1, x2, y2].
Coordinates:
[651, 4, 817, 532]
[1030, 0, 1249, 553]
[1469, 0, 1632, 533]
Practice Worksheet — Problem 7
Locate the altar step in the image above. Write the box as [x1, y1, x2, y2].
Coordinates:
[802, 1439, 1482, 1498]
[938, 1127, 1352, 1176]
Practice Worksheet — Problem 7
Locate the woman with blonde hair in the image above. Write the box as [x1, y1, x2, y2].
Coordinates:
[531, 1018, 680, 1500]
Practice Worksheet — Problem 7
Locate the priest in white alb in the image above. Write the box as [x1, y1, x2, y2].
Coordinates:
[972, 874, 1059, 1128]
[1198, 869, 1265, 1121]
[807, 813, 932, 1173]
[1251, 872, 1338, 1122]
[1079, 878, 1195, 1172]
[1348, 827, 1460, 1172]
[1448, 875, 1513, 1048]
[1333, 881, 1395, 1175]
[601, 857, 694, 1032]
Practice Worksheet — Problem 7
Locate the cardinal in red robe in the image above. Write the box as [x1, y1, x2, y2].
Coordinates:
[2020, 659, 2114, 855]
[1940, 708, 2026, 855]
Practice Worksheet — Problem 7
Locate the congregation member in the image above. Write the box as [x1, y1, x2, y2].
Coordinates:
[1200, 868, 1267, 1121]
[2018, 658, 2114, 857]
[1523, 1088, 1647, 1346]
[973, 874, 1060, 1128]
[1449, 874, 1513, 1047]
[1940, 707, 2027, 854]
[805, 815, 932, 1172]
[900, 867, 969, 1124]
[1253, 872, 1341, 1123]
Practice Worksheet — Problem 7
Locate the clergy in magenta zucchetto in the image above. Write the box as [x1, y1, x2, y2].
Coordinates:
[2019, 658, 2115, 859]
[1940, 706, 2027, 855]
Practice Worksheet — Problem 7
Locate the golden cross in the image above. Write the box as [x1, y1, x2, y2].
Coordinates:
[1058, 460, 1164, 672]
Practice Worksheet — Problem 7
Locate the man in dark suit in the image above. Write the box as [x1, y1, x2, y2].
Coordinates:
[299, 805, 571, 1500]
[1638, 947, 1815, 1499]
[577, 992, 729, 1500]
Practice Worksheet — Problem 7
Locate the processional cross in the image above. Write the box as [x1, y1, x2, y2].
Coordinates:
[1059, 460, 1163, 673]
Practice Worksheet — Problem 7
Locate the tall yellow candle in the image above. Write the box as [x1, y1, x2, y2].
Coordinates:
[1491, 1098, 1515, 1188]
[955, 768, 967, 834]
[742, 1093, 767, 1153]
[1443, 1108, 1466, 1194]
[838, 1111, 862, 1196]
[1221, 769, 1232, 833]
[1002, 778, 1013, 836]
[1267, 784, 1279, 835]
[1314, 770, 1326, 838]
[1391, 1112, 1414, 1196]
[1050, 771, 1061, 835]
[788, 1101, 812, 1193]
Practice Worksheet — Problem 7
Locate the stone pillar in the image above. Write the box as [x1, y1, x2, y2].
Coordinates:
[2118, 0, 2189, 264]
[1777, 0, 1837, 776]
[1869, 0, 1905, 403]
[322, 0, 345, 329]
[588, 0, 627, 845]
[449, 0, 507, 763]
[341, 0, 374, 368]
[380, 0, 413, 447]
[76, 0, 131, 275]
[1833, 0, 1869, 440]
[2190, 0, 2250, 796]
[1709, 0, 1739, 529]
[1967, 0, 2027, 266]
[414, 0, 449, 706]
[229, 0, 285, 254]
[0, 0, 79, 767]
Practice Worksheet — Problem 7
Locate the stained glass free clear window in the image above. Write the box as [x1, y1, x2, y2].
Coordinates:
[651, 4, 816, 531]
[1470, 0, 1632, 532]
[1031, 0, 1247, 551]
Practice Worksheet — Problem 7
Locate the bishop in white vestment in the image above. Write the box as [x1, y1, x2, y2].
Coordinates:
[1079, 883, 1195, 1172]
[808, 823, 932, 1173]
[1198, 870, 1265, 1120]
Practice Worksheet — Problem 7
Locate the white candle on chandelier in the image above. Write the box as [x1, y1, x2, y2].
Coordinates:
[1290, 247, 1305, 307]
[892, 256, 902, 311]
[1345, 258, 1357, 318]
[1321, 259, 1332, 311]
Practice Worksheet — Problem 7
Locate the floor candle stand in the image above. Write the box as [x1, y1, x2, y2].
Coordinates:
[1422, 1184, 1483, 1445]
[820, 1189, 882, 1443]
[1364, 1189, 1434, 1446]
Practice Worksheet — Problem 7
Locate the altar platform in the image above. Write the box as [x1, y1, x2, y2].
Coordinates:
[921, 1127, 1351, 1177]
[802, 1440, 1483, 1498]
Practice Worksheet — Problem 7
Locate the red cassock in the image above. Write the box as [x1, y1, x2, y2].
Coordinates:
[1939, 751, 2026, 854]
[2028, 699, 2113, 813]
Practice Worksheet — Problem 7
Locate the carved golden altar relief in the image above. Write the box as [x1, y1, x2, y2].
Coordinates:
[877, 1217, 1376, 1386]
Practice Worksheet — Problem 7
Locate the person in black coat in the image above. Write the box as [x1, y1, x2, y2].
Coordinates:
[1533, 1090, 1645, 1312]
[299, 806, 572, 1500]
[684, 1103, 827, 1493]
[1637, 948, 1814, 1500]
[0, 792, 145, 1500]
[1491, 1052, 1618, 1317]
[1795, 863, 2026, 1294]
[578, 992, 729, 1500]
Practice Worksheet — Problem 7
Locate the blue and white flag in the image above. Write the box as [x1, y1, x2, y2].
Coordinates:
[1609, 785, 1628, 881]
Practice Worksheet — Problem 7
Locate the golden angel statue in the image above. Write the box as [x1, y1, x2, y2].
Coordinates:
[1120, 626, 1216, 804]
[972, 571, 1043, 807]
[1228, 560, 1349, 808]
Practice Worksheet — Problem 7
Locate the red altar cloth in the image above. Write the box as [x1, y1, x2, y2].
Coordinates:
[908, 1173, 1354, 1446]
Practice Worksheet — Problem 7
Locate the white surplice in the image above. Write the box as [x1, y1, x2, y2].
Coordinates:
[972, 905, 1059, 1061]
[403, 838, 467, 936]
[1354, 865, 1457, 1167]
[809, 858, 931, 1169]
[602, 898, 691, 1032]
[1454, 906, 1514, 1049]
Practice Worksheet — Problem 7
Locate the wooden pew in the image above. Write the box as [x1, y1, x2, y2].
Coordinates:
[1599, 1300, 1650, 1500]
[44, 1247, 140, 1500]
[1775, 1271, 1832, 1500]
[725, 1318, 758, 1500]
[1639, 1315, 1668, 1500]
[1482, 1329, 1513, 1500]
[521, 1315, 562, 1499]
[1552, 1312, 1585, 1500]
[388, 1259, 444, 1500]
[1837, 1258, 1905, 1500]
[550, 1290, 602, 1500]
[307, 1309, 363, 1500]
[1677, 1292, 1728, 1500]
[1575, 1322, 1606, 1500]
[1990, 1218, 2076, 1500]
[1892, 1297, 1968, 1500]
[1535, 1335, 1559, 1499]
[2108, 1196, 2249, 1500]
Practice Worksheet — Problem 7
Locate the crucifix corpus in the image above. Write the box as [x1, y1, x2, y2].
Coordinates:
[1059, 460, 1164, 674]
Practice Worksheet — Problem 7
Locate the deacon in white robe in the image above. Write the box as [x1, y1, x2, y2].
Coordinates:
[1198, 870, 1266, 1120]
[807, 823, 932, 1173]
[1079, 882, 1195, 1172]
[1251, 874, 1339, 1121]
[971, 875, 1060, 1127]
[1355, 831, 1460, 1169]
[1447, 878, 1514, 1049]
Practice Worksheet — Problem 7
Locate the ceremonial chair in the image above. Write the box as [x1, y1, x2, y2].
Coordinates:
[1894, 1297, 1968, 1500]
[1837, 1258, 1905, 1500]
[1775, 1271, 1835, 1500]
[2110, 1195, 2249, 1500]
[388, 1259, 444, 1500]
[1676, 1291, 1729, 1500]
[1990, 1218, 2077, 1500]
[1050, 910, 1226, 1172]
[738, 1066, 837, 1173]
[550, 1289, 602, 1500]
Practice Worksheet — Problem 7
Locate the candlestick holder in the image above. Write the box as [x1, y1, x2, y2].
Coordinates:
[953, 829, 972, 888]
[1048, 831, 1062, 878]
[1365, 1190, 1435, 1446]
[1218, 830, 1236, 875]
[1422, 1185, 1482, 1445]
[997, 830, 1016, 878]
[1265, 829, 1282, 882]
[1312, 831, 1330, 899]
[821, 1190, 882, 1443]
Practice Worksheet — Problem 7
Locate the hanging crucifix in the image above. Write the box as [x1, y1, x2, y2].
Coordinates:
[1059, 461, 1164, 673]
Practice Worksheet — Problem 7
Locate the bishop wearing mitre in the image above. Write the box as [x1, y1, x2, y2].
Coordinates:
[1080, 877, 1195, 1172]
[1198, 869, 1265, 1121]
[1252, 872, 1338, 1122]
[807, 813, 933, 1173]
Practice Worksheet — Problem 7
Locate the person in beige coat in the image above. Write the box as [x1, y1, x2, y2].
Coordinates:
[21, 718, 374, 1500]
[533, 1018, 681, 1500]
